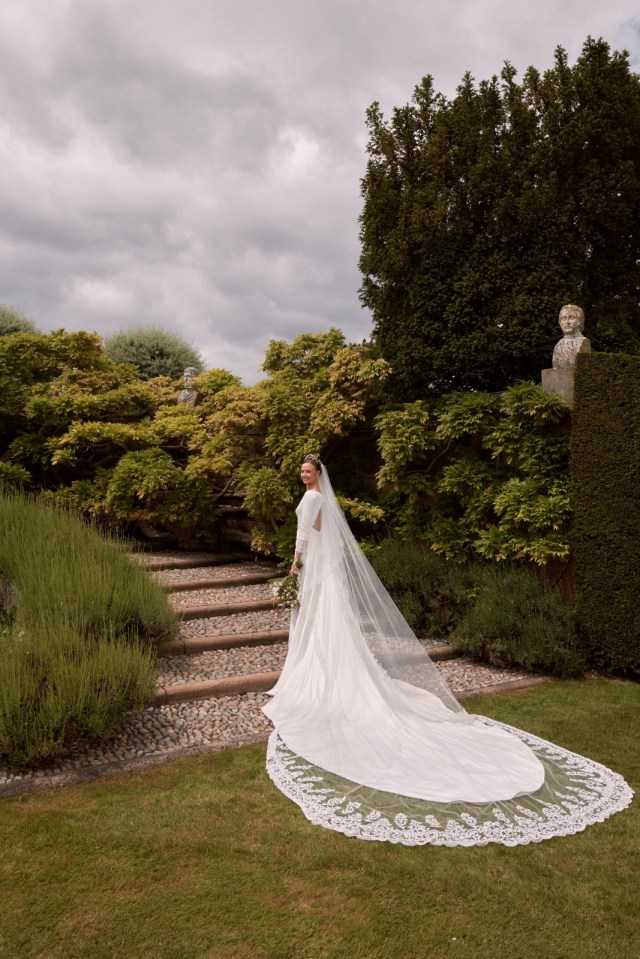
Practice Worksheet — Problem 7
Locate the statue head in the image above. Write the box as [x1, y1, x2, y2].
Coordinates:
[558, 304, 585, 337]
[183, 366, 199, 388]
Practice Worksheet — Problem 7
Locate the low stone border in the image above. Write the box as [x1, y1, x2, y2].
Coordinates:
[162, 629, 290, 655]
[177, 597, 277, 620]
[458, 675, 551, 700]
[154, 670, 280, 705]
[164, 571, 281, 593]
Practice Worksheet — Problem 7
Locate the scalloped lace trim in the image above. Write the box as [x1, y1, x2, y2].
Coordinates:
[266, 720, 633, 847]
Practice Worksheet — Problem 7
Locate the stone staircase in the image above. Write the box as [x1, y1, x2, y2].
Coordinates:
[141, 550, 546, 709]
[0, 549, 551, 797]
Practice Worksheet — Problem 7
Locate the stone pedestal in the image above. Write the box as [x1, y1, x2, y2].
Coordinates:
[541, 367, 575, 408]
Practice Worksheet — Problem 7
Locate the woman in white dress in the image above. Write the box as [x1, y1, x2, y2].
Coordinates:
[263, 456, 632, 846]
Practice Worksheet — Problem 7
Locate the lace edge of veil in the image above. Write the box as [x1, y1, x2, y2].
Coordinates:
[265, 723, 633, 848]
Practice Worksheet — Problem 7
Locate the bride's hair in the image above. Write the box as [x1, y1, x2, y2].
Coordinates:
[302, 454, 322, 473]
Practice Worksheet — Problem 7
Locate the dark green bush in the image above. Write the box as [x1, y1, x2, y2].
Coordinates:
[571, 352, 640, 674]
[369, 538, 582, 676]
[0, 493, 179, 765]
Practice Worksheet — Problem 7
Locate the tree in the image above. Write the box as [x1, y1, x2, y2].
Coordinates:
[360, 38, 640, 399]
[104, 326, 205, 380]
[0, 303, 38, 336]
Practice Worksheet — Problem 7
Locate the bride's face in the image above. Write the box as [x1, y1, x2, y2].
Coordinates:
[300, 461, 320, 487]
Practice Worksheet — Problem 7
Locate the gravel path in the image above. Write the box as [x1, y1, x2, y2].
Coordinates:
[156, 644, 288, 686]
[153, 562, 278, 585]
[132, 550, 224, 567]
[438, 658, 533, 692]
[157, 642, 529, 692]
[0, 692, 273, 789]
[168, 582, 278, 609]
[179, 607, 291, 638]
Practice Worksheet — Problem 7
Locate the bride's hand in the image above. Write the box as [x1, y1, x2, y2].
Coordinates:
[290, 562, 299, 576]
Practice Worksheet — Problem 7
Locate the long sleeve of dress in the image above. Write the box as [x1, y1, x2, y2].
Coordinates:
[295, 491, 322, 557]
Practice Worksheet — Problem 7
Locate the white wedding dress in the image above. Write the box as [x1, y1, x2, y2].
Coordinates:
[262, 467, 632, 846]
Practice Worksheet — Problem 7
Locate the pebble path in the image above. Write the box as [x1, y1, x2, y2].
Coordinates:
[0, 553, 545, 794]
[155, 561, 278, 585]
[169, 582, 278, 608]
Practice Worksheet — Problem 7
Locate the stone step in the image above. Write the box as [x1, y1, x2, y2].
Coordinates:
[154, 670, 280, 705]
[177, 597, 277, 621]
[163, 570, 281, 593]
[153, 644, 463, 705]
[153, 666, 549, 707]
[136, 553, 243, 571]
[153, 670, 552, 706]
[162, 628, 290, 655]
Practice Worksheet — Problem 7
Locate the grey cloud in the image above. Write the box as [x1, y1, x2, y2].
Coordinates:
[0, 0, 638, 383]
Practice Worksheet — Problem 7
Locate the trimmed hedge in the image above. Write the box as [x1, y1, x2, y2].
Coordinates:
[571, 352, 640, 673]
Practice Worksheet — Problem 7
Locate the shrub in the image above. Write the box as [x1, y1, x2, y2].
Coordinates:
[104, 326, 205, 381]
[0, 493, 178, 765]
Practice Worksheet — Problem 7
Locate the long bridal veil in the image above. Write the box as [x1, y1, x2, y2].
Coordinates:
[263, 464, 632, 846]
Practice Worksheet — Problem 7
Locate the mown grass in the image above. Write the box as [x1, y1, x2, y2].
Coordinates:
[0, 679, 637, 959]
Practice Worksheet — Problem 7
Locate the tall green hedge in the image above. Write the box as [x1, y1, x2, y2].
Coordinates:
[571, 352, 640, 673]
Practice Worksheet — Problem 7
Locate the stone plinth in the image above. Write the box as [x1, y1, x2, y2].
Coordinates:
[541, 367, 575, 408]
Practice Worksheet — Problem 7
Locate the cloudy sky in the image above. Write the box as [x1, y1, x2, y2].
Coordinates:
[1, 1, 639, 382]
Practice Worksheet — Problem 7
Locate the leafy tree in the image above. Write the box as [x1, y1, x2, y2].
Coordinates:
[0, 303, 38, 336]
[104, 326, 205, 380]
[360, 38, 640, 399]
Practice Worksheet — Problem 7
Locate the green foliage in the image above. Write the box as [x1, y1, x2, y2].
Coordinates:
[105, 449, 214, 532]
[0, 493, 178, 765]
[376, 383, 570, 564]
[368, 538, 582, 677]
[0, 462, 31, 491]
[0, 303, 38, 336]
[104, 326, 205, 381]
[195, 368, 242, 396]
[571, 352, 640, 674]
[360, 39, 640, 399]
[0, 329, 218, 544]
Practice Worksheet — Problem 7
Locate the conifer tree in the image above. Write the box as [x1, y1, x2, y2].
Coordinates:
[359, 39, 640, 398]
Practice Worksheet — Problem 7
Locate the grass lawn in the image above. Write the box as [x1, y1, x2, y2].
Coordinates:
[1, 679, 638, 959]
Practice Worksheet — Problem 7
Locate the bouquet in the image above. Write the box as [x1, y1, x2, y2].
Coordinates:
[272, 564, 302, 609]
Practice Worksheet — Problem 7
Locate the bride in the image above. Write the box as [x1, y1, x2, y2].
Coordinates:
[262, 455, 632, 846]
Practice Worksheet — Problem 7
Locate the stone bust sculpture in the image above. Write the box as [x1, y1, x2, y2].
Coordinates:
[552, 305, 591, 369]
[177, 366, 201, 406]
